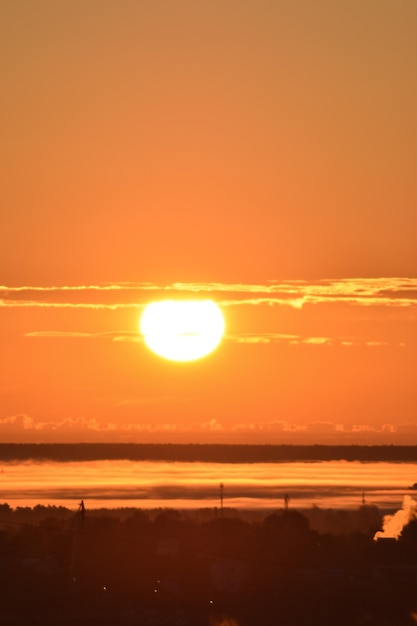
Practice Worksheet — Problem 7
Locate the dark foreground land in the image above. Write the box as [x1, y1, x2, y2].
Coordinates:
[3, 442, 417, 462]
[1, 502, 417, 625]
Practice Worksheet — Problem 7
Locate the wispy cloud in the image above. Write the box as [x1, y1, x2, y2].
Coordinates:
[24, 331, 95, 338]
[1, 277, 417, 310]
[23, 330, 142, 342]
[23, 329, 392, 348]
[227, 333, 389, 347]
[4, 278, 415, 350]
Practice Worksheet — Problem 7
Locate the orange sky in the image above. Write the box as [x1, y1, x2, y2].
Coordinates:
[1, 1, 417, 444]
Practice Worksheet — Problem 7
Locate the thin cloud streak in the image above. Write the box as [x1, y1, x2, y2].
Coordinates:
[1, 277, 417, 309]
[227, 333, 390, 347]
[0, 300, 143, 310]
[25, 331, 95, 338]
[4, 278, 416, 350]
[23, 330, 391, 347]
[24, 330, 141, 341]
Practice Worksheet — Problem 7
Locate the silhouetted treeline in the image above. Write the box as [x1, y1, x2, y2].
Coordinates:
[2, 443, 417, 462]
[0, 503, 416, 625]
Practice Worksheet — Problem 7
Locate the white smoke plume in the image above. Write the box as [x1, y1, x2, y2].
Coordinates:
[374, 496, 417, 540]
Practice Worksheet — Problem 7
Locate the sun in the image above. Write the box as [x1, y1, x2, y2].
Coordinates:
[140, 300, 225, 362]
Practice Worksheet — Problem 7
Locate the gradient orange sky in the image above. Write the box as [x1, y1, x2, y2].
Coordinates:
[1, 1, 417, 444]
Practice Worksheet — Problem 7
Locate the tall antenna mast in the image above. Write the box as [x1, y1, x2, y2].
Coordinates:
[220, 483, 224, 517]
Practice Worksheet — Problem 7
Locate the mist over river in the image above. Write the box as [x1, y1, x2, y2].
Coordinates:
[1, 457, 416, 512]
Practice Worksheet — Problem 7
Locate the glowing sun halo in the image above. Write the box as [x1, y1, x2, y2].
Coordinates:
[140, 300, 225, 362]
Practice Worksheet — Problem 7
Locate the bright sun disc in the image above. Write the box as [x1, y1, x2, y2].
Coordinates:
[140, 300, 225, 362]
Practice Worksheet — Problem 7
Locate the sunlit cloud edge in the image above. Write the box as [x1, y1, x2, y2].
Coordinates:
[1, 413, 417, 445]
